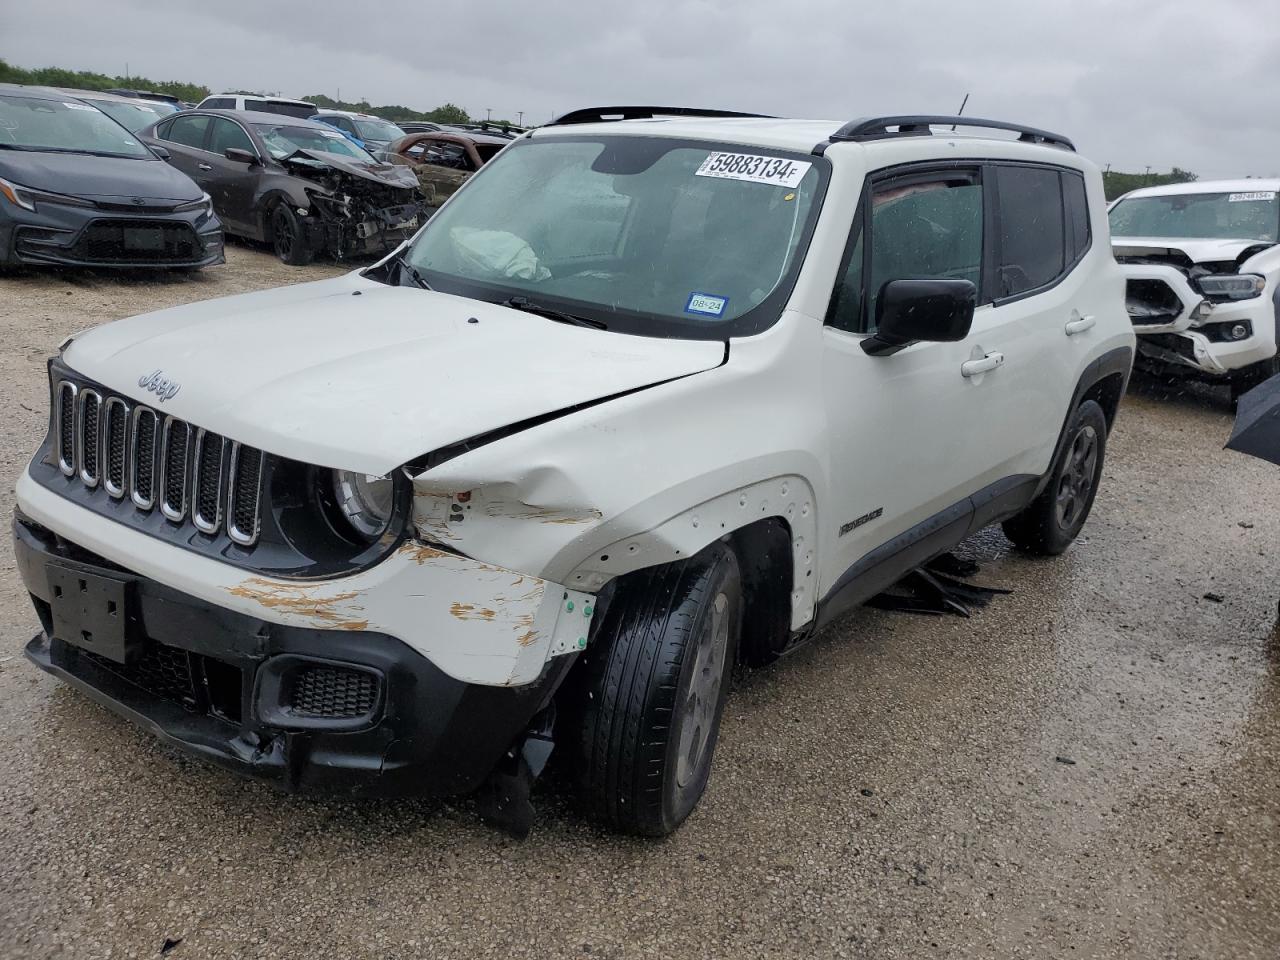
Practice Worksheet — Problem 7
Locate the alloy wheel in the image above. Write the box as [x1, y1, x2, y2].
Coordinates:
[1055, 424, 1098, 530]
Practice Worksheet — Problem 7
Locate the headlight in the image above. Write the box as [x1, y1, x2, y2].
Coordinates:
[0, 175, 37, 212]
[175, 192, 213, 214]
[331, 470, 395, 540]
[1196, 274, 1266, 301]
[0, 177, 93, 212]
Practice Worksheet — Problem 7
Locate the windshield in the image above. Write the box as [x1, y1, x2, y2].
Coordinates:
[354, 117, 404, 142]
[0, 94, 153, 158]
[1109, 190, 1280, 242]
[84, 98, 164, 133]
[253, 123, 377, 162]
[403, 136, 826, 338]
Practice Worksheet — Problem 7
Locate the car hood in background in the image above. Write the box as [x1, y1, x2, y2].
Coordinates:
[1112, 236, 1278, 265]
[0, 151, 202, 203]
[62, 274, 726, 475]
[283, 150, 419, 190]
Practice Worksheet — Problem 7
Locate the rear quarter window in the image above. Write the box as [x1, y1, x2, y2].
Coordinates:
[1062, 171, 1091, 262]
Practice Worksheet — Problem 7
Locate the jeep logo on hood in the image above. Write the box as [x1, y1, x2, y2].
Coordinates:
[138, 370, 181, 402]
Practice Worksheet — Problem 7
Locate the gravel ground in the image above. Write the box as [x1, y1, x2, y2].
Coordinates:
[1, 247, 1278, 959]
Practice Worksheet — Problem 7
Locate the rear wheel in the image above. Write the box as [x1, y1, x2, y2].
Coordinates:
[1003, 400, 1107, 556]
[570, 542, 742, 836]
[270, 203, 313, 266]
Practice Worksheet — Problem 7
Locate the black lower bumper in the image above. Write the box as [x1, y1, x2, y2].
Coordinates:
[14, 514, 567, 797]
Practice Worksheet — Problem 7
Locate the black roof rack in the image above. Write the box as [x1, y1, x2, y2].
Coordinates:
[547, 105, 774, 127]
[824, 115, 1075, 152]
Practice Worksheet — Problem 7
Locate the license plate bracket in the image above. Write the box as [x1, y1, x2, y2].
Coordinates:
[47, 562, 137, 664]
[123, 228, 165, 251]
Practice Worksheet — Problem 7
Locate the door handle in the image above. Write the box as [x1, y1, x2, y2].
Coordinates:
[197, 162, 213, 171]
[1065, 314, 1095, 336]
[961, 352, 1005, 377]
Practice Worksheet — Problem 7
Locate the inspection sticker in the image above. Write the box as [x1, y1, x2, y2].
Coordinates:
[696, 152, 811, 188]
[1229, 191, 1276, 202]
[685, 292, 728, 317]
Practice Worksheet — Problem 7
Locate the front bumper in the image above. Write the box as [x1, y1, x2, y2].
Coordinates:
[15, 467, 595, 688]
[1123, 264, 1278, 376]
[0, 204, 224, 269]
[305, 201, 424, 259]
[15, 513, 571, 796]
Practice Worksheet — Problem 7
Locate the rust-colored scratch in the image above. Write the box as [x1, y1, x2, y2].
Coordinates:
[226, 579, 365, 628]
[516, 629, 538, 647]
[482, 502, 604, 524]
[399, 542, 453, 564]
[450, 602, 498, 622]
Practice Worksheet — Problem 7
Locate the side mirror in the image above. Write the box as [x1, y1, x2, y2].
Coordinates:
[149, 145, 170, 160]
[861, 279, 976, 357]
[224, 147, 258, 165]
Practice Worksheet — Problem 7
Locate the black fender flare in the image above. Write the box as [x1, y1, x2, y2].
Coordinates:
[1033, 344, 1133, 498]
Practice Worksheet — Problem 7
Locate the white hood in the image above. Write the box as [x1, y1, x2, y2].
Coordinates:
[1111, 236, 1276, 264]
[62, 274, 725, 475]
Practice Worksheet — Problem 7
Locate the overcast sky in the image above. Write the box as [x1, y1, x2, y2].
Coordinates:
[5, 0, 1278, 178]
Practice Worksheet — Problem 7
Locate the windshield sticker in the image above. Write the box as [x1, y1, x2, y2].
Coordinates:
[696, 152, 811, 188]
[62, 102, 97, 111]
[1229, 191, 1276, 202]
[319, 131, 344, 139]
[685, 292, 728, 317]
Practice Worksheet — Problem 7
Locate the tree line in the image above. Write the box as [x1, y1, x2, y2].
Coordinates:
[0, 59, 473, 124]
[1102, 167, 1197, 201]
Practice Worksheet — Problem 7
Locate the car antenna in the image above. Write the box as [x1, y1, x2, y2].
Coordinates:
[951, 93, 969, 131]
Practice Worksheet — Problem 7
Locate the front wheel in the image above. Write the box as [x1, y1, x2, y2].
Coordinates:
[570, 542, 742, 836]
[270, 203, 314, 266]
[1230, 355, 1280, 404]
[1003, 399, 1108, 555]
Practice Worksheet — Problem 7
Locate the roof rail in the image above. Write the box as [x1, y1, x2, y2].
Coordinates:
[547, 105, 774, 127]
[825, 115, 1075, 152]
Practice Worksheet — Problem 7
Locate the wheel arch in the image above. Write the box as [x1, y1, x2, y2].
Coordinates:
[1035, 345, 1132, 499]
[563, 475, 818, 635]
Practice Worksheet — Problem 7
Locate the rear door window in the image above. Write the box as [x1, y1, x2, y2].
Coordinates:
[163, 114, 211, 150]
[995, 165, 1066, 297]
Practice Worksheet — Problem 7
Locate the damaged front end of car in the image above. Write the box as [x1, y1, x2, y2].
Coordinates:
[283, 150, 426, 259]
[1113, 240, 1280, 381]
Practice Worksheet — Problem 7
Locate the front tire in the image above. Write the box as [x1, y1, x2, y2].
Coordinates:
[571, 542, 742, 836]
[1003, 399, 1108, 555]
[270, 203, 314, 266]
[1230, 355, 1280, 404]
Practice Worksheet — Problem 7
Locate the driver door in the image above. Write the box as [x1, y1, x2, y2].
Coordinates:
[203, 118, 262, 236]
[820, 164, 1022, 595]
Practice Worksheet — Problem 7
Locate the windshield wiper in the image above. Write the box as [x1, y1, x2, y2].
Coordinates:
[499, 296, 607, 330]
[391, 251, 432, 290]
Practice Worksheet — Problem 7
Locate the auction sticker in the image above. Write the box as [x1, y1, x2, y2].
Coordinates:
[685, 292, 728, 317]
[1229, 191, 1276, 202]
[696, 152, 811, 188]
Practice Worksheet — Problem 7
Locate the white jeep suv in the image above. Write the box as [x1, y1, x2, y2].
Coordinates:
[13, 108, 1133, 836]
[1109, 179, 1280, 397]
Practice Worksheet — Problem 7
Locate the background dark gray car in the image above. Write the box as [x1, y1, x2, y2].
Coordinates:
[139, 109, 425, 265]
[0, 84, 223, 269]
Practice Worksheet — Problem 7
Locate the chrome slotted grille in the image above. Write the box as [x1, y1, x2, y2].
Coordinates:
[51, 378, 265, 545]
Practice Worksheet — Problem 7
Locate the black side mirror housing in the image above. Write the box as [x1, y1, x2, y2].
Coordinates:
[861, 278, 977, 356]
[224, 147, 258, 165]
[149, 144, 170, 160]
